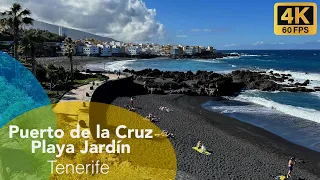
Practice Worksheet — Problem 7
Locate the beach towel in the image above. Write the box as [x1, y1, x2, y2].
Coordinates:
[192, 147, 212, 155]
[275, 175, 287, 180]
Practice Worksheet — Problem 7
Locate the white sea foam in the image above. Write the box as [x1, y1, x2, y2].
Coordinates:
[265, 69, 320, 88]
[222, 56, 240, 59]
[231, 94, 320, 123]
[104, 60, 137, 71]
[240, 54, 269, 57]
[231, 65, 237, 67]
[208, 105, 276, 114]
[191, 59, 223, 63]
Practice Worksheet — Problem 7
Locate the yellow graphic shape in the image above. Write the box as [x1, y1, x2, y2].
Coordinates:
[52, 101, 177, 180]
[0, 102, 177, 179]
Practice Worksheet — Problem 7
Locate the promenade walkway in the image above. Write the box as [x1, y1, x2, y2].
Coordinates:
[60, 73, 126, 102]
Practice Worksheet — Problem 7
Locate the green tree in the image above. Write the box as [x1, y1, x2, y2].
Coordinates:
[46, 64, 58, 91]
[21, 29, 45, 75]
[63, 37, 75, 82]
[35, 64, 47, 84]
[1, 3, 34, 60]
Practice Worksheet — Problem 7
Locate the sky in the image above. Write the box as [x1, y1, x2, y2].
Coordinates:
[144, 0, 320, 49]
[1, 0, 319, 49]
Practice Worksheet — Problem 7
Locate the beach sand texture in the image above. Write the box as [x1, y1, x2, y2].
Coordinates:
[111, 94, 320, 180]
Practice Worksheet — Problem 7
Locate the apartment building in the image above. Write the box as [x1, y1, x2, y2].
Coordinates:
[183, 46, 196, 56]
[163, 45, 171, 54]
[97, 44, 112, 57]
[170, 46, 179, 55]
[83, 44, 99, 56]
[126, 46, 142, 56]
[111, 45, 125, 56]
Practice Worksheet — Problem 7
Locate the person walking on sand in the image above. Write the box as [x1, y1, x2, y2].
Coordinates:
[287, 157, 296, 178]
[130, 97, 134, 108]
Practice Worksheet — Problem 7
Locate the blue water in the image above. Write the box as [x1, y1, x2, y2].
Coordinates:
[88, 50, 320, 151]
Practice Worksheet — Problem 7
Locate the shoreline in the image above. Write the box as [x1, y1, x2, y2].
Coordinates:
[36, 56, 135, 71]
[111, 94, 320, 179]
[36, 56, 239, 72]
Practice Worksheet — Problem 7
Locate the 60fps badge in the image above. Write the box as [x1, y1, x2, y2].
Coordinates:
[274, 2, 317, 35]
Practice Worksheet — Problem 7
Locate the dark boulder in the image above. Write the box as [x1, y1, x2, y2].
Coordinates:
[302, 80, 310, 86]
[208, 72, 221, 80]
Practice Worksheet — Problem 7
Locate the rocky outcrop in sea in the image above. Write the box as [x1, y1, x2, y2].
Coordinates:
[123, 69, 318, 96]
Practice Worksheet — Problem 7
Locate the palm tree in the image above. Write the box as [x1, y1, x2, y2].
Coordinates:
[1, 3, 33, 60]
[21, 29, 45, 75]
[63, 37, 75, 82]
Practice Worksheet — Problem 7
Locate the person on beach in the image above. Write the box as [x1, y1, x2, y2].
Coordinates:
[146, 113, 159, 122]
[130, 97, 134, 108]
[160, 130, 174, 138]
[196, 141, 202, 149]
[287, 157, 296, 178]
[143, 81, 147, 89]
[196, 141, 207, 153]
[200, 144, 207, 153]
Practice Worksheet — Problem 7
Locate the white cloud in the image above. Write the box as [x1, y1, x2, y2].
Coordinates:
[317, 40, 320, 42]
[224, 44, 238, 47]
[0, 0, 164, 42]
[253, 41, 264, 46]
[191, 28, 229, 33]
[176, 35, 187, 38]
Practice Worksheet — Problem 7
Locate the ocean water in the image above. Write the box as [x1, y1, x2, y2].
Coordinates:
[88, 50, 320, 152]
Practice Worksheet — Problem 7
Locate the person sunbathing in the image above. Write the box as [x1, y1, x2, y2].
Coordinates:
[196, 141, 202, 149]
[196, 141, 207, 153]
[159, 106, 172, 112]
[160, 130, 174, 138]
[146, 113, 159, 122]
[125, 105, 135, 111]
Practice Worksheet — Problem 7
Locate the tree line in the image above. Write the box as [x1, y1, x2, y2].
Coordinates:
[1, 2, 75, 81]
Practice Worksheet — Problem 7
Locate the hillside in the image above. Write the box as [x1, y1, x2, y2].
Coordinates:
[31, 21, 117, 42]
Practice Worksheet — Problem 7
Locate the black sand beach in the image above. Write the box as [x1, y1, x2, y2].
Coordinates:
[111, 94, 320, 180]
[36, 56, 134, 71]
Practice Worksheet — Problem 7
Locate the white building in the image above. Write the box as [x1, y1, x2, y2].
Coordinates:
[153, 45, 162, 55]
[126, 46, 141, 56]
[183, 46, 196, 56]
[170, 46, 179, 55]
[97, 44, 112, 57]
[109, 41, 122, 46]
[83, 45, 99, 56]
[141, 47, 155, 55]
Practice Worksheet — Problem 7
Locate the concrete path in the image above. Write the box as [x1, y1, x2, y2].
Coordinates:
[60, 73, 126, 102]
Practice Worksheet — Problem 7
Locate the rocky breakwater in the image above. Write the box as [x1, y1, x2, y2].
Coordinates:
[123, 69, 318, 96]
